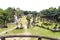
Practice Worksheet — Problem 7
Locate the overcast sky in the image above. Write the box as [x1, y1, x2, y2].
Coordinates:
[0, 0, 60, 12]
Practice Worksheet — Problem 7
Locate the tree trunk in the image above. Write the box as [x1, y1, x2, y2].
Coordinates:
[2, 20, 7, 28]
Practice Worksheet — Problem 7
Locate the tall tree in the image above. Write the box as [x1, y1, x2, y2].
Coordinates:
[5, 7, 14, 22]
[2, 12, 8, 28]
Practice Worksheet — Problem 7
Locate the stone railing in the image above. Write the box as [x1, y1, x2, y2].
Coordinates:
[0, 35, 60, 40]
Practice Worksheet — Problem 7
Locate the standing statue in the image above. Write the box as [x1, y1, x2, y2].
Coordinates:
[14, 14, 19, 29]
[20, 23, 23, 29]
[13, 8, 19, 29]
[14, 15, 18, 24]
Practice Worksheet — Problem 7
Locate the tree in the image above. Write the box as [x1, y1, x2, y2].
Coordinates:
[24, 11, 29, 15]
[40, 7, 58, 22]
[5, 7, 14, 22]
[0, 8, 8, 28]
[1, 11, 8, 28]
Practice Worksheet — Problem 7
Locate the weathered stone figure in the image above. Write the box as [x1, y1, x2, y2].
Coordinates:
[26, 15, 31, 29]
[13, 8, 19, 29]
[14, 15, 18, 24]
[20, 23, 23, 29]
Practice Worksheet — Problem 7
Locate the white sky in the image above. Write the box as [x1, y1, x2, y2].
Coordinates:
[0, 0, 60, 12]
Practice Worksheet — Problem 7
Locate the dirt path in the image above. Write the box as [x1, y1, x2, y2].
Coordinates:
[0, 27, 16, 35]
[20, 25, 31, 40]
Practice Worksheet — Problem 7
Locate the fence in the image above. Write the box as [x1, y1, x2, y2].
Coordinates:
[0, 35, 60, 40]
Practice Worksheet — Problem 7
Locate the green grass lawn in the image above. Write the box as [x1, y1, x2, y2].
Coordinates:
[0, 23, 15, 32]
[28, 27, 60, 39]
[3, 29, 25, 36]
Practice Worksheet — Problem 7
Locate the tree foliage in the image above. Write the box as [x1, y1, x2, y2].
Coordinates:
[40, 7, 60, 22]
[0, 6, 60, 27]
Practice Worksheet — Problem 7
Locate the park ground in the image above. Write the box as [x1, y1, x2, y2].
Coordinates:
[0, 16, 60, 40]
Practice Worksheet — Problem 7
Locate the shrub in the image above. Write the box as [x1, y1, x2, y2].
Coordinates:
[41, 22, 51, 26]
